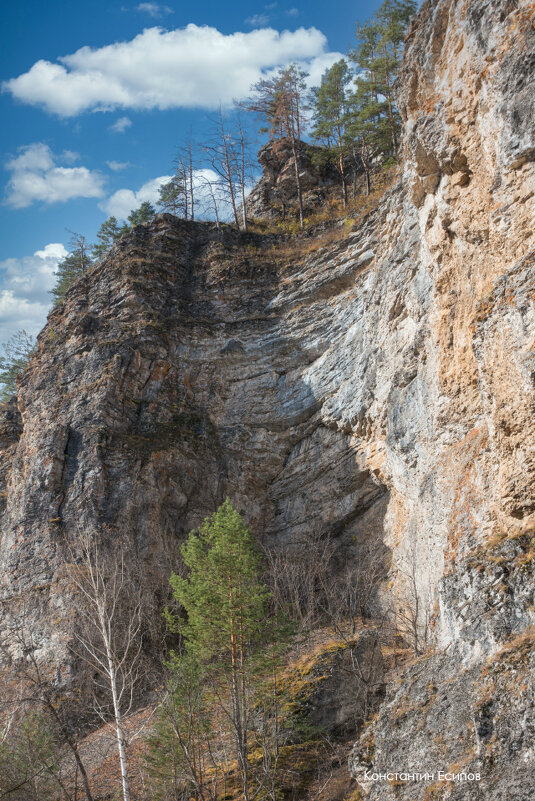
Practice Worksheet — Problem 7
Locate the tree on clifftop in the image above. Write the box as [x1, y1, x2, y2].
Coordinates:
[349, 0, 416, 158]
[93, 216, 128, 260]
[127, 200, 156, 227]
[311, 59, 352, 207]
[245, 64, 309, 228]
[50, 232, 92, 305]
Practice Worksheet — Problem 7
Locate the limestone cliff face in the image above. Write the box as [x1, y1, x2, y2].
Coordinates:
[0, 0, 534, 796]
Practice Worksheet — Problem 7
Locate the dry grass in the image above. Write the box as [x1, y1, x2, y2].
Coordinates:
[245, 165, 397, 269]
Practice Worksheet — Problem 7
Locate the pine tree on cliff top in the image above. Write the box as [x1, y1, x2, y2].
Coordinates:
[311, 58, 352, 206]
[349, 0, 417, 158]
[50, 232, 92, 305]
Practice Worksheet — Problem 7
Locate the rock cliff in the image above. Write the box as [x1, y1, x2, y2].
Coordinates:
[1, 0, 534, 798]
[246, 139, 342, 220]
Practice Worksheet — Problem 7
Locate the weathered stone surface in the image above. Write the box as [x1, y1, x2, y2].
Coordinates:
[246, 139, 343, 220]
[0, 0, 534, 796]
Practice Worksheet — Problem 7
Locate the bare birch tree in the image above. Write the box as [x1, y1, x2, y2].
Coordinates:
[69, 538, 144, 801]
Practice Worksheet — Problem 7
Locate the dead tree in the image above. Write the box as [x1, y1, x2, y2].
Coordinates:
[203, 108, 240, 228]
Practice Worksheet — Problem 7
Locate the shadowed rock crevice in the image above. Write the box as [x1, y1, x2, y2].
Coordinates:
[0, 1, 534, 798]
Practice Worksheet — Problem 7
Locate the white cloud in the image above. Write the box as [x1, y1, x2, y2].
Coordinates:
[106, 160, 130, 171]
[286, 8, 299, 17]
[137, 3, 173, 17]
[2, 25, 329, 116]
[246, 14, 270, 27]
[61, 149, 80, 163]
[299, 52, 346, 90]
[4, 143, 105, 209]
[0, 243, 67, 342]
[101, 174, 171, 219]
[109, 116, 132, 133]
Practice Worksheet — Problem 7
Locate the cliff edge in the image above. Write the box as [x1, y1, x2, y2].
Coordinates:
[0, 0, 534, 798]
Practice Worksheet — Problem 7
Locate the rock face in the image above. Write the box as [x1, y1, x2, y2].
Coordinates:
[246, 139, 343, 220]
[0, 0, 534, 797]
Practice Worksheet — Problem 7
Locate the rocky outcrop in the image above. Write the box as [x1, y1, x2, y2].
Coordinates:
[246, 139, 342, 220]
[0, 0, 534, 797]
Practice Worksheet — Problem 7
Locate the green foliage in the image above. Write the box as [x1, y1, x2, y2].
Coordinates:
[0, 709, 61, 801]
[93, 203, 156, 261]
[312, 59, 351, 148]
[0, 329, 35, 401]
[158, 173, 187, 217]
[170, 498, 270, 665]
[348, 0, 417, 157]
[151, 500, 287, 800]
[50, 232, 92, 305]
[127, 200, 156, 227]
[93, 215, 128, 259]
[247, 63, 309, 141]
[311, 59, 352, 203]
[145, 650, 215, 801]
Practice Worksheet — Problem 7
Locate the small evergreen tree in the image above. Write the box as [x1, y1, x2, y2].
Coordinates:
[50, 233, 92, 305]
[93, 216, 127, 259]
[158, 174, 187, 217]
[0, 710, 62, 801]
[0, 329, 35, 401]
[145, 651, 217, 801]
[127, 201, 156, 227]
[167, 499, 272, 801]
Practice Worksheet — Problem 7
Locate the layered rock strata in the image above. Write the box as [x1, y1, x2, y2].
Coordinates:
[0, 0, 534, 797]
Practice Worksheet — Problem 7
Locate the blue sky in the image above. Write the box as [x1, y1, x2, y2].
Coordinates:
[0, 0, 385, 343]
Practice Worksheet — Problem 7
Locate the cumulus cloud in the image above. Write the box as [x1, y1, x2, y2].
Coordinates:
[109, 116, 132, 133]
[137, 3, 173, 17]
[101, 175, 171, 219]
[4, 143, 105, 209]
[300, 52, 346, 89]
[106, 160, 130, 171]
[0, 243, 67, 342]
[2, 25, 331, 116]
[61, 149, 80, 163]
[246, 14, 270, 27]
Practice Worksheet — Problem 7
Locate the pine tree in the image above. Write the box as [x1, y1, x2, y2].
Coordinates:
[312, 59, 352, 206]
[168, 499, 271, 801]
[349, 0, 416, 158]
[93, 216, 127, 259]
[246, 64, 309, 228]
[0, 330, 35, 401]
[345, 76, 392, 195]
[0, 710, 62, 801]
[145, 651, 216, 801]
[158, 173, 187, 217]
[127, 201, 156, 227]
[50, 233, 92, 305]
